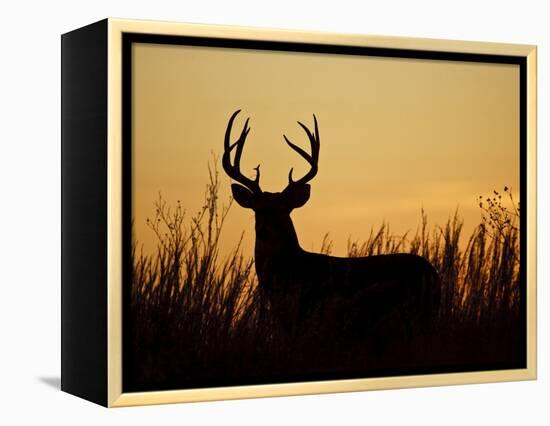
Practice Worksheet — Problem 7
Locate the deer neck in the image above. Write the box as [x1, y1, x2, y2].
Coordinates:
[254, 214, 302, 282]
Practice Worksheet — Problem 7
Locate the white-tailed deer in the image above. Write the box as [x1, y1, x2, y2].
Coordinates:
[223, 110, 440, 338]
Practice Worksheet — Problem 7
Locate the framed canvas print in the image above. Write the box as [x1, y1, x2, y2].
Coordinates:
[61, 18, 537, 407]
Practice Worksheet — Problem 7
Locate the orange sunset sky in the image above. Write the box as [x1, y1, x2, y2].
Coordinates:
[131, 42, 520, 259]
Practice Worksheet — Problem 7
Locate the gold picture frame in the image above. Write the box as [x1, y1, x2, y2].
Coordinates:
[61, 18, 537, 407]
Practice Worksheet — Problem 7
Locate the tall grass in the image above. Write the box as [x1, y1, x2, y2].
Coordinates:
[128, 167, 523, 391]
[129, 165, 263, 389]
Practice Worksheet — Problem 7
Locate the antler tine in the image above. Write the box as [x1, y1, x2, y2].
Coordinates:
[222, 110, 261, 193]
[234, 117, 251, 167]
[284, 114, 320, 186]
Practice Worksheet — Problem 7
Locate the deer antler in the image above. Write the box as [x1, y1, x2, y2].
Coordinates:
[283, 114, 320, 187]
[222, 110, 262, 194]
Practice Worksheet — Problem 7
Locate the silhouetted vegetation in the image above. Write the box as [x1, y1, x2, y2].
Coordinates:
[127, 166, 523, 391]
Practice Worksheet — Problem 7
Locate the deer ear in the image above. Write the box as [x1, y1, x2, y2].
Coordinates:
[231, 184, 256, 209]
[284, 184, 311, 209]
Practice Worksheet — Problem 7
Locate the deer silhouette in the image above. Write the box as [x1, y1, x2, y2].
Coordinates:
[222, 110, 440, 340]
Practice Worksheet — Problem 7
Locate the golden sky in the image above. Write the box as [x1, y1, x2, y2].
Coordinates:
[132, 42, 520, 259]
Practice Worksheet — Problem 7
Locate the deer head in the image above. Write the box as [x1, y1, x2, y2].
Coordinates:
[222, 110, 320, 256]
